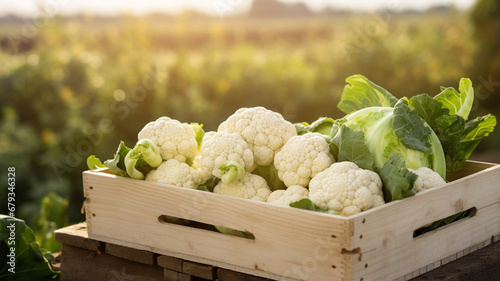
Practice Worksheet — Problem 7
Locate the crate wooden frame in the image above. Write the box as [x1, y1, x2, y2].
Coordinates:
[83, 160, 500, 281]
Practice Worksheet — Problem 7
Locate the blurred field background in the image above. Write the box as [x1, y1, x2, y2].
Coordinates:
[0, 0, 499, 252]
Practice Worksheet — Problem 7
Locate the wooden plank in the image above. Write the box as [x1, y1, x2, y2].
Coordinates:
[83, 170, 352, 281]
[54, 223, 102, 253]
[182, 260, 216, 279]
[105, 243, 156, 265]
[60, 243, 164, 281]
[158, 255, 184, 272]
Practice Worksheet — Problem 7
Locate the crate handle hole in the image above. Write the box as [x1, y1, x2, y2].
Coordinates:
[413, 207, 477, 238]
[341, 247, 362, 261]
[157, 215, 255, 240]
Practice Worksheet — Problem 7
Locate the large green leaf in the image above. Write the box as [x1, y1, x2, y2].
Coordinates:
[434, 78, 474, 120]
[392, 99, 432, 153]
[447, 114, 497, 171]
[0, 215, 59, 281]
[377, 153, 417, 202]
[331, 125, 374, 170]
[338, 74, 399, 114]
[103, 141, 131, 177]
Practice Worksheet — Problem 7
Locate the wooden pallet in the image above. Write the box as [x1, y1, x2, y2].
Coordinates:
[81, 161, 500, 281]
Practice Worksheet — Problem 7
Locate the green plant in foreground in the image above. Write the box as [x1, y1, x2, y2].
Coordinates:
[0, 215, 60, 281]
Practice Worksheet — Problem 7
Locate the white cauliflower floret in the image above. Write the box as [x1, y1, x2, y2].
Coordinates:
[145, 159, 208, 189]
[199, 132, 254, 183]
[218, 106, 296, 166]
[274, 133, 334, 187]
[138, 117, 198, 163]
[213, 173, 272, 202]
[411, 167, 447, 193]
[267, 185, 309, 207]
[309, 161, 385, 216]
[201, 131, 216, 147]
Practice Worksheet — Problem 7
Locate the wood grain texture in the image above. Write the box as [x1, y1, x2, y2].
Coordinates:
[83, 161, 500, 281]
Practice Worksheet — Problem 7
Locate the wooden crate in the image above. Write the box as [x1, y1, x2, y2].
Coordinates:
[82, 160, 500, 281]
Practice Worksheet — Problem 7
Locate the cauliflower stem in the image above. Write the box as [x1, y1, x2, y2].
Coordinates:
[219, 161, 246, 184]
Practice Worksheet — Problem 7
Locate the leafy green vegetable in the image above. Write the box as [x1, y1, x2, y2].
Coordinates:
[338, 74, 399, 114]
[307, 117, 335, 136]
[434, 78, 474, 120]
[334, 106, 445, 178]
[448, 114, 497, 171]
[393, 98, 433, 153]
[86, 155, 105, 170]
[0, 215, 59, 281]
[103, 141, 131, 177]
[124, 139, 162, 180]
[290, 198, 340, 215]
[377, 153, 418, 202]
[408, 83, 497, 171]
[294, 117, 335, 137]
[330, 125, 374, 170]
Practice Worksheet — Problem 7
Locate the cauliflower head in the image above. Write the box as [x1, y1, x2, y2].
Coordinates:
[145, 159, 208, 189]
[199, 132, 254, 180]
[274, 133, 334, 187]
[309, 161, 385, 216]
[411, 167, 447, 193]
[267, 185, 309, 207]
[218, 106, 296, 166]
[138, 117, 198, 163]
[213, 173, 272, 202]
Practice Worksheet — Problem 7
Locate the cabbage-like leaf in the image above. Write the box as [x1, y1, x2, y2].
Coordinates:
[104, 141, 131, 177]
[408, 94, 450, 130]
[86, 155, 105, 170]
[393, 99, 433, 153]
[377, 153, 417, 202]
[330, 125, 374, 170]
[434, 78, 474, 120]
[409, 87, 496, 172]
[447, 114, 497, 171]
[338, 74, 398, 114]
[294, 117, 335, 137]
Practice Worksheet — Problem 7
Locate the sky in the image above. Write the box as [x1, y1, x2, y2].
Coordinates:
[0, 0, 477, 17]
